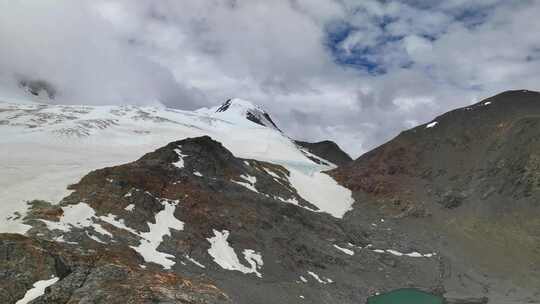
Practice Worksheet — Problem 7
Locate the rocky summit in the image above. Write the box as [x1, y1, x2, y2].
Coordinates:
[1, 91, 540, 303]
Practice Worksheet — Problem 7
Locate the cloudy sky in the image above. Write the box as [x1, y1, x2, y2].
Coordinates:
[1, 0, 539, 157]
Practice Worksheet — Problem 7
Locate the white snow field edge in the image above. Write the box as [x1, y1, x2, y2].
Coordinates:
[41, 199, 186, 269]
[1, 97, 354, 235]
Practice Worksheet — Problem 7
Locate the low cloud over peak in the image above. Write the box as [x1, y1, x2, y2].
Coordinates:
[1, 0, 539, 157]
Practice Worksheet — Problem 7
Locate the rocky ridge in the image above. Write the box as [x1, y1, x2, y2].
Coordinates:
[332, 90, 540, 303]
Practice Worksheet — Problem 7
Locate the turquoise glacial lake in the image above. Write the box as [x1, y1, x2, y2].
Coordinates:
[366, 288, 444, 304]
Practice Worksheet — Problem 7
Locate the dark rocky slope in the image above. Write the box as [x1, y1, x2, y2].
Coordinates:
[295, 140, 353, 166]
[0, 233, 230, 304]
[332, 90, 540, 302]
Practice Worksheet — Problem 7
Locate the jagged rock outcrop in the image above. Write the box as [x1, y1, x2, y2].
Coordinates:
[0, 233, 230, 304]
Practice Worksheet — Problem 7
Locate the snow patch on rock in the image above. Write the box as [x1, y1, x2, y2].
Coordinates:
[426, 121, 438, 128]
[186, 255, 206, 268]
[207, 229, 264, 277]
[131, 199, 184, 269]
[173, 146, 188, 168]
[42, 202, 112, 238]
[100, 213, 139, 235]
[307, 271, 332, 284]
[16, 277, 59, 304]
[371, 247, 437, 258]
[232, 174, 258, 193]
[333, 244, 354, 256]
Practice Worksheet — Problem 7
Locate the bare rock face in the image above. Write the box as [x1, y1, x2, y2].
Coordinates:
[0, 234, 61, 303]
[0, 233, 230, 304]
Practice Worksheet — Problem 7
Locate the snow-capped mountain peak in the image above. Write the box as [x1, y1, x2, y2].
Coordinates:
[215, 98, 260, 113]
[203, 98, 281, 131]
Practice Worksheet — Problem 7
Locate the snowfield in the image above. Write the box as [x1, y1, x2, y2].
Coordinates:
[0, 97, 354, 236]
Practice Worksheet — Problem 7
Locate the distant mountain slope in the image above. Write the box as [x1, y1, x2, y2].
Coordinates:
[332, 90, 540, 303]
[295, 140, 353, 166]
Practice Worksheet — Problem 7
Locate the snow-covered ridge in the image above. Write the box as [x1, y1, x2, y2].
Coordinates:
[0, 98, 354, 234]
[198, 98, 281, 131]
[214, 98, 263, 113]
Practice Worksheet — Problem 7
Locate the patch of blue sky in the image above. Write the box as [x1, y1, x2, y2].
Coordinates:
[452, 8, 491, 29]
[324, 20, 411, 74]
